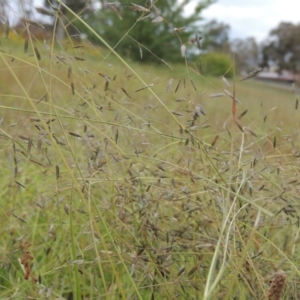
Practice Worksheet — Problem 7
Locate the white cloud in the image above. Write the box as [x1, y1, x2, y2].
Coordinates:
[200, 0, 300, 42]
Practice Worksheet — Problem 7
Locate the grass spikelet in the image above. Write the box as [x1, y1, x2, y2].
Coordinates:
[243, 126, 257, 137]
[24, 37, 29, 53]
[172, 111, 184, 116]
[180, 44, 186, 57]
[51, 6, 62, 14]
[166, 78, 173, 93]
[188, 265, 199, 277]
[37, 136, 43, 152]
[224, 89, 241, 104]
[25, 19, 45, 29]
[238, 109, 248, 120]
[115, 130, 119, 143]
[151, 4, 160, 15]
[28, 138, 33, 153]
[44, 40, 50, 52]
[189, 33, 202, 50]
[135, 83, 153, 93]
[194, 103, 206, 118]
[234, 119, 244, 132]
[71, 82, 75, 95]
[152, 16, 163, 24]
[72, 45, 84, 49]
[104, 80, 109, 91]
[161, 59, 172, 69]
[37, 93, 47, 104]
[211, 135, 219, 148]
[295, 99, 298, 110]
[138, 43, 143, 59]
[46, 118, 55, 124]
[137, 14, 152, 22]
[68, 66, 72, 78]
[35, 7, 55, 17]
[189, 34, 202, 44]
[126, 4, 150, 12]
[30, 159, 45, 167]
[53, 135, 66, 145]
[68, 132, 81, 138]
[55, 165, 60, 180]
[5, 19, 9, 39]
[14, 157, 18, 177]
[19, 135, 30, 141]
[28, 117, 40, 122]
[273, 136, 276, 148]
[107, 3, 122, 20]
[267, 270, 286, 300]
[98, 72, 110, 82]
[190, 79, 197, 91]
[73, 56, 85, 61]
[196, 33, 202, 50]
[239, 68, 262, 81]
[34, 47, 41, 60]
[177, 266, 185, 277]
[174, 27, 186, 32]
[209, 93, 225, 98]
[175, 77, 182, 93]
[222, 76, 230, 87]
[121, 87, 131, 99]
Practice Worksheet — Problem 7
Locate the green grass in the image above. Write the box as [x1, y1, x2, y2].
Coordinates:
[0, 4, 300, 300]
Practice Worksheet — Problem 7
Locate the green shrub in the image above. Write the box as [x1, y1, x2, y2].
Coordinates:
[200, 52, 234, 77]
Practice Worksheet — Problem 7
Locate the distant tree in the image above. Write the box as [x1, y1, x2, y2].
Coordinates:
[231, 37, 259, 73]
[261, 22, 300, 73]
[44, 0, 97, 40]
[73, 0, 215, 62]
[201, 19, 231, 53]
[200, 52, 233, 77]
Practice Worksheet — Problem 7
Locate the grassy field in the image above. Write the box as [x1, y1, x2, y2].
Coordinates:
[1, 10, 300, 300]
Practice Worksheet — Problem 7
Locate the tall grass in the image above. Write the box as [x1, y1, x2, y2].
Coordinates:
[0, 1, 300, 299]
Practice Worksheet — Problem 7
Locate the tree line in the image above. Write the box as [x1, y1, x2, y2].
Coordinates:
[2, 1, 299, 75]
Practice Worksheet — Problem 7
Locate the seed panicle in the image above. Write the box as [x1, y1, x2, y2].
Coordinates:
[239, 68, 262, 81]
[25, 19, 45, 29]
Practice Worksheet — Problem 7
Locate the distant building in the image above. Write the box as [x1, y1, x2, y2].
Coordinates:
[256, 69, 299, 85]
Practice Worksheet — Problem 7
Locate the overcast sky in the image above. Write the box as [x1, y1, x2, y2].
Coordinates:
[199, 0, 300, 42]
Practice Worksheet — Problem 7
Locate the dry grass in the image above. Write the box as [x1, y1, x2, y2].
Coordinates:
[0, 2, 300, 300]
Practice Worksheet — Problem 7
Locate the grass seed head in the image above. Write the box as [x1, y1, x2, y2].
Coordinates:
[25, 19, 45, 29]
[5, 19, 9, 39]
[35, 7, 55, 17]
[34, 47, 41, 60]
[166, 78, 173, 93]
[180, 44, 186, 57]
[267, 270, 286, 300]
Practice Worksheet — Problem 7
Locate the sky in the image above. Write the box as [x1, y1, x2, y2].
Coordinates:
[199, 0, 300, 42]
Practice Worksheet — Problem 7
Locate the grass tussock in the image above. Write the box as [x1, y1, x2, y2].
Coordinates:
[0, 2, 300, 300]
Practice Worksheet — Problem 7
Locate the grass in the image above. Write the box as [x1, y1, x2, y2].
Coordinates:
[0, 2, 300, 300]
